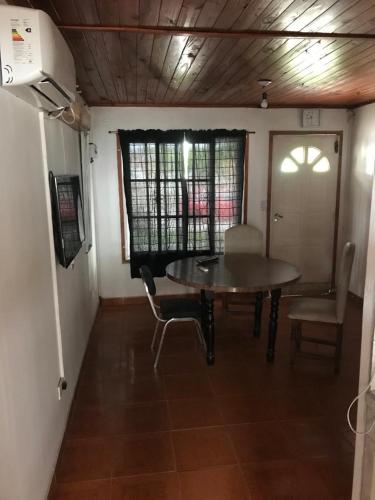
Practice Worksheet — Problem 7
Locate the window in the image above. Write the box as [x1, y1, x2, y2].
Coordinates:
[280, 145, 330, 174]
[118, 129, 246, 277]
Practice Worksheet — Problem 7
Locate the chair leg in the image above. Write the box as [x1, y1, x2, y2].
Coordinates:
[151, 320, 160, 352]
[154, 322, 169, 370]
[290, 320, 302, 365]
[194, 320, 206, 349]
[334, 324, 343, 374]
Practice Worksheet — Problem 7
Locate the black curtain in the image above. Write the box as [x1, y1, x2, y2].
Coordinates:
[119, 129, 246, 278]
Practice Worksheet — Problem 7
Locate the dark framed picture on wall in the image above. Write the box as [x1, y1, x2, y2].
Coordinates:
[49, 172, 85, 268]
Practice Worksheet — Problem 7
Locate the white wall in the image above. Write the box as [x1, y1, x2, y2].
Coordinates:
[44, 119, 98, 385]
[91, 106, 351, 298]
[354, 171, 375, 499]
[0, 90, 98, 500]
[345, 104, 375, 297]
[344, 103, 375, 500]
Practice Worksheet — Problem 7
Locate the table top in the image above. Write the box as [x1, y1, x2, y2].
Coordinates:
[166, 254, 301, 293]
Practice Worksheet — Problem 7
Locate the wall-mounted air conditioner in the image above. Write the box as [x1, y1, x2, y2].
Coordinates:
[0, 6, 76, 112]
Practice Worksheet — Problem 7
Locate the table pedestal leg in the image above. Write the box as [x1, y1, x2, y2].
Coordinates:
[201, 290, 215, 365]
[253, 291, 263, 338]
[267, 288, 281, 362]
[200, 289, 207, 340]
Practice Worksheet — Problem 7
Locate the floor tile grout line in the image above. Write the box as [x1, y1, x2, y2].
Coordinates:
[71, 385, 355, 403]
[56, 464, 263, 487]
[237, 453, 355, 466]
[51, 300, 361, 496]
[224, 422, 254, 500]
[165, 399, 180, 478]
[64, 414, 353, 442]
[166, 394, 185, 500]
[53, 452, 355, 488]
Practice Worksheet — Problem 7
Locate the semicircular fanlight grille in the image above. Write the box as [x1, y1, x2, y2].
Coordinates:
[312, 156, 330, 172]
[280, 157, 299, 173]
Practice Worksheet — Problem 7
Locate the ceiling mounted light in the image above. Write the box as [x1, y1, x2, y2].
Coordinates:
[260, 92, 268, 109]
[258, 79, 272, 109]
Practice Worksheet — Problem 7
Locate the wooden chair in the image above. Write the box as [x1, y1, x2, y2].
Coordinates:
[288, 242, 355, 373]
[223, 224, 263, 311]
[224, 224, 263, 255]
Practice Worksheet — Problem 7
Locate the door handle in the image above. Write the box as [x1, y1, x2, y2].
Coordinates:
[273, 212, 284, 222]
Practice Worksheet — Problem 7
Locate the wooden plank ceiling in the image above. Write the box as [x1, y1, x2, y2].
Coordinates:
[8, 0, 375, 107]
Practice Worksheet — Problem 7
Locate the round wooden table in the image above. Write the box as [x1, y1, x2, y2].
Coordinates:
[166, 254, 301, 364]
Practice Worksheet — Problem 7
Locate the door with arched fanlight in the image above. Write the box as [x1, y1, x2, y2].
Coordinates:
[268, 133, 341, 289]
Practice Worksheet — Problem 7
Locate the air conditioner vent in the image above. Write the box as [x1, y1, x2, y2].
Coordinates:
[33, 78, 72, 108]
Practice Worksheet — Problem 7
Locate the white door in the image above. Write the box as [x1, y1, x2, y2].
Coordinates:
[269, 134, 340, 285]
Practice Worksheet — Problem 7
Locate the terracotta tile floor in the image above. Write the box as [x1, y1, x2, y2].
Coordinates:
[50, 297, 362, 499]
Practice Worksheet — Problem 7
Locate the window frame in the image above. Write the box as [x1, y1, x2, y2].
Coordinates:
[116, 134, 130, 262]
[116, 131, 250, 265]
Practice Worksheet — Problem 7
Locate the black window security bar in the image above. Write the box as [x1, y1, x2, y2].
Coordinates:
[118, 129, 246, 278]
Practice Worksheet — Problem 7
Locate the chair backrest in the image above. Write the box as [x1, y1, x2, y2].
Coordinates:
[224, 224, 263, 255]
[336, 242, 355, 323]
[140, 265, 161, 320]
[140, 265, 156, 296]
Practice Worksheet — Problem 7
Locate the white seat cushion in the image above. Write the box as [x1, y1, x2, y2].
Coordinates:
[288, 298, 338, 324]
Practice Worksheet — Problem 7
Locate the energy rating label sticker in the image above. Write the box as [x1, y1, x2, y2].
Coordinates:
[10, 17, 33, 64]
[11, 28, 24, 42]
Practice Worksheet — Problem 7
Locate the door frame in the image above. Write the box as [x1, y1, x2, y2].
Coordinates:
[266, 130, 343, 287]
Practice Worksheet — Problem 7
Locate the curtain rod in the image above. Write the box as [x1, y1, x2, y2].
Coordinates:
[108, 130, 256, 134]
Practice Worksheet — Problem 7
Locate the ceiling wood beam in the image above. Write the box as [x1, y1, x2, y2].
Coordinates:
[57, 23, 375, 41]
[88, 101, 350, 109]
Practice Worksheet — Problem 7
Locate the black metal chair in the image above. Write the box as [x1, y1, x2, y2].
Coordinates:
[139, 265, 205, 369]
